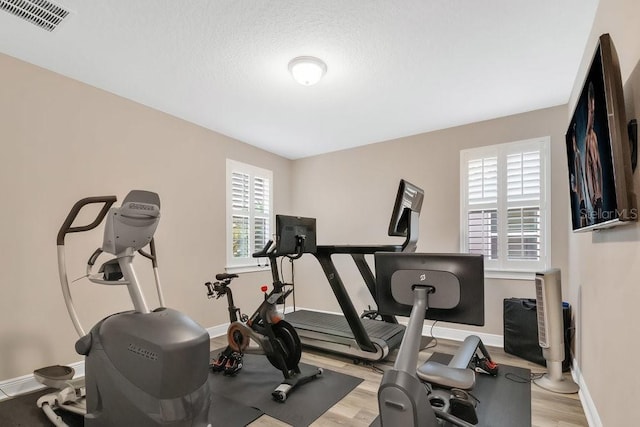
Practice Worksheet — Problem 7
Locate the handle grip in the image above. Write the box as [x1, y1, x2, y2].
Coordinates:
[57, 196, 117, 245]
[252, 239, 274, 258]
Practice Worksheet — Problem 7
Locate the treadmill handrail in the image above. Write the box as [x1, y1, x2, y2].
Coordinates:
[315, 210, 419, 255]
[316, 244, 403, 255]
[313, 251, 378, 353]
[308, 210, 420, 354]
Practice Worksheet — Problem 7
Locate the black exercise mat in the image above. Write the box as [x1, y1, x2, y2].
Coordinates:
[371, 352, 531, 427]
[0, 388, 83, 427]
[430, 352, 531, 427]
[209, 350, 363, 426]
[0, 385, 261, 427]
[210, 394, 263, 427]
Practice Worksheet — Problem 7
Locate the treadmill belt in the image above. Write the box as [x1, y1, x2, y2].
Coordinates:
[286, 309, 404, 340]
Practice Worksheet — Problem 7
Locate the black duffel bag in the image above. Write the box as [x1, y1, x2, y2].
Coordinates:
[503, 298, 572, 371]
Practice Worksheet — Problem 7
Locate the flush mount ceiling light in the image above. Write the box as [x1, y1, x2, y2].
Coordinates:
[288, 56, 327, 86]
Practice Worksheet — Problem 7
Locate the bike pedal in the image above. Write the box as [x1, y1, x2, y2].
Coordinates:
[223, 352, 243, 376]
[210, 348, 232, 372]
[473, 357, 499, 376]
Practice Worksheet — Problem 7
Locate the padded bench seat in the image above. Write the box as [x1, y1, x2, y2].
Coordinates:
[416, 335, 481, 389]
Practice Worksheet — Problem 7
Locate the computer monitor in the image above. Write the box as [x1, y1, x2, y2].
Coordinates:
[388, 180, 424, 237]
[275, 215, 317, 255]
[374, 252, 484, 326]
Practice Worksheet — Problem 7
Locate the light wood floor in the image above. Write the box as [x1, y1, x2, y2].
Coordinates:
[209, 336, 588, 427]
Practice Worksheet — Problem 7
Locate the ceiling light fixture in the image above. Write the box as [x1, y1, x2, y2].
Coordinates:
[288, 56, 327, 86]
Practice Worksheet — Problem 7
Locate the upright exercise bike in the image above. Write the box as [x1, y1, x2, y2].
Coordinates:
[205, 237, 322, 402]
[36, 191, 212, 426]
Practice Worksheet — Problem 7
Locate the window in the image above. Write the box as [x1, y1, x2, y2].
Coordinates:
[226, 159, 273, 272]
[460, 137, 550, 278]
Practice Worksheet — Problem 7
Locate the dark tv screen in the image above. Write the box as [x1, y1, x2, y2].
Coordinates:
[565, 33, 635, 232]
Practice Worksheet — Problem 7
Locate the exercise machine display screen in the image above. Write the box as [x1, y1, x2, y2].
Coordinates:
[388, 180, 424, 237]
[375, 252, 484, 326]
[275, 215, 317, 255]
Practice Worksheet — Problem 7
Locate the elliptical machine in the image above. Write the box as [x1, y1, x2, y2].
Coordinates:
[205, 231, 322, 402]
[36, 191, 212, 426]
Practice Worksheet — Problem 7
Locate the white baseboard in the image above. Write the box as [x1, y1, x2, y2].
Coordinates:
[571, 358, 602, 427]
[425, 323, 503, 348]
[206, 323, 231, 338]
[0, 360, 84, 402]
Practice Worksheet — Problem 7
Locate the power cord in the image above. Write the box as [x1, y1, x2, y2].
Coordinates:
[504, 371, 545, 384]
[290, 257, 296, 311]
[354, 359, 385, 375]
[424, 320, 439, 350]
[71, 274, 89, 283]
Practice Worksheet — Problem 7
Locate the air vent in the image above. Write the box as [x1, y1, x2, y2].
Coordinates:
[1, 0, 70, 32]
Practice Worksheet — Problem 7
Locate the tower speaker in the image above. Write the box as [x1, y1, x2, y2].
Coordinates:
[533, 269, 579, 393]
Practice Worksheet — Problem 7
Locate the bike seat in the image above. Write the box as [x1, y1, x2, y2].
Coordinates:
[216, 273, 238, 281]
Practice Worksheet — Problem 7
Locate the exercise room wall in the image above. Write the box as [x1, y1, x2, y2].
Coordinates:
[565, 0, 640, 425]
[290, 104, 571, 337]
[0, 53, 292, 381]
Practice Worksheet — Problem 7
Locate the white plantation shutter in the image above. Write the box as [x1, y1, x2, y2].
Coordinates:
[231, 172, 251, 258]
[467, 209, 498, 259]
[253, 176, 270, 252]
[232, 216, 249, 258]
[468, 158, 498, 205]
[506, 151, 541, 261]
[467, 157, 499, 259]
[232, 172, 250, 210]
[461, 138, 549, 276]
[227, 160, 273, 271]
[507, 207, 540, 260]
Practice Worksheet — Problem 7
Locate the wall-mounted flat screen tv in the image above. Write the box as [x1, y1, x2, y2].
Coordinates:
[565, 33, 636, 232]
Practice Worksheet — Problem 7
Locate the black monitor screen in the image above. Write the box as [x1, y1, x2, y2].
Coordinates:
[388, 180, 424, 237]
[374, 252, 484, 326]
[275, 215, 317, 255]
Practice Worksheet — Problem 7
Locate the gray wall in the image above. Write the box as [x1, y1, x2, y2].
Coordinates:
[0, 53, 292, 380]
[564, 0, 640, 425]
[290, 105, 570, 336]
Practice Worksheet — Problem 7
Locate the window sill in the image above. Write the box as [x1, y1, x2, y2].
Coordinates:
[484, 270, 536, 281]
[225, 264, 272, 274]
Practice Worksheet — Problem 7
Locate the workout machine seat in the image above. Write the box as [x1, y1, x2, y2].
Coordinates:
[417, 335, 496, 390]
[417, 335, 481, 389]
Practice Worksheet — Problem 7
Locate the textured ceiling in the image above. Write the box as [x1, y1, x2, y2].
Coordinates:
[0, 0, 599, 159]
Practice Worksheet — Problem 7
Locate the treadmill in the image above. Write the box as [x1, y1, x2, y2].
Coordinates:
[285, 179, 424, 361]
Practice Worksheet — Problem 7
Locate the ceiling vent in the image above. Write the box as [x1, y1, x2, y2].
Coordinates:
[0, 0, 70, 32]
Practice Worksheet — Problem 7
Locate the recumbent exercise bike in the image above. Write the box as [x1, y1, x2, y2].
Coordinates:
[375, 251, 497, 427]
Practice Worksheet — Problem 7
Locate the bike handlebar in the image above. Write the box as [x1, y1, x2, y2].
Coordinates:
[252, 239, 274, 258]
[56, 196, 117, 245]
